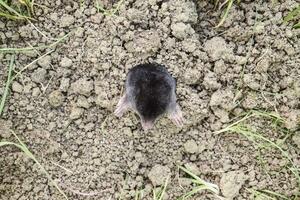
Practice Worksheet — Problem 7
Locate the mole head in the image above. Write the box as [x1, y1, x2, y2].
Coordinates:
[136, 90, 171, 131]
[115, 62, 183, 131]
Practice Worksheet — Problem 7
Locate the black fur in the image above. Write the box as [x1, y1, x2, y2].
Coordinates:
[127, 63, 175, 122]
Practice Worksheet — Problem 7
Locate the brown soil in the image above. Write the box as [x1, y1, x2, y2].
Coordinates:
[0, 0, 299, 199]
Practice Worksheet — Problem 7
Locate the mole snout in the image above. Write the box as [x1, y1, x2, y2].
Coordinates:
[114, 63, 184, 131]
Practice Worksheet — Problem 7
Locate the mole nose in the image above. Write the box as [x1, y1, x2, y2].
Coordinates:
[141, 120, 154, 131]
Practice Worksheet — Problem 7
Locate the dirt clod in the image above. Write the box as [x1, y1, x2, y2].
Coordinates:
[69, 107, 84, 120]
[37, 55, 51, 69]
[125, 30, 161, 54]
[48, 90, 65, 107]
[1, 0, 299, 199]
[59, 77, 70, 92]
[71, 78, 94, 96]
[60, 14, 75, 27]
[220, 170, 248, 199]
[292, 134, 300, 149]
[148, 164, 171, 186]
[171, 22, 194, 39]
[204, 37, 232, 61]
[183, 139, 198, 154]
[31, 68, 47, 83]
[60, 57, 73, 68]
[11, 82, 23, 93]
[210, 88, 235, 110]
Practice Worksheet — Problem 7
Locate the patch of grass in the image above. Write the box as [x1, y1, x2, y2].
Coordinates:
[284, 5, 300, 29]
[0, 30, 73, 53]
[11, 49, 54, 81]
[153, 177, 169, 200]
[134, 189, 144, 200]
[132, 178, 168, 200]
[0, 50, 54, 118]
[0, 131, 68, 199]
[214, 1, 299, 29]
[178, 166, 222, 200]
[0, 55, 68, 199]
[247, 188, 290, 200]
[214, 0, 239, 28]
[0, 55, 14, 116]
[216, 110, 300, 198]
[95, 0, 124, 16]
[0, 0, 34, 20]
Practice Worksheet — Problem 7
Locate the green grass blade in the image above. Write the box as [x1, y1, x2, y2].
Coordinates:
[0, 30, 72, 52]
[179, 166, 201, 182]
[94, 0, 124, 16]
[110, 0, 124, 15]
[293, 21, 300, 29]
[0, 0, 23, 17]
[247, 188, 290, 200]
[260, 189, 290, 200]
[178, 166, 220, 199]
[190, 179, 219, 194]
[178, 185, 207, 200]
[11, 50, 54, 82]
[284, 6, 300, 22]
[0, 0, 35, 20]
[217, 110, 300, 191]
[0, 55, 14, 116]
[179, 166, 219, 193]
[0, 12, 26, 20]
[0, 141, 23, 149]
[215, 0, 234, 28]
[2, 130, 69, 199]
[230, 126, 295, 168]
[153, 177, 169, 200]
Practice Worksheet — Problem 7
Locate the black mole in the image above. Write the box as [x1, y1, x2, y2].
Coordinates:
[114, 63, 183, 131]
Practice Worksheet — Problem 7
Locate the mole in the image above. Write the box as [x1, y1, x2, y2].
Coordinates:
[114, 63, 184, 131]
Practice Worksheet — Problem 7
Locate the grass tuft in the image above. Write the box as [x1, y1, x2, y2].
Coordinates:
[215, 0, 237, 28]
[247, 188, 290, 200]
[153, 177, 169, 200]
[284, 5, 300, 29]
[95, 0, 124, 16]
[178, 166, 222, 200]
[0, 0, 34, 20]
[216, 110, 300, 198]
[0, 30, 73, 53]
[0, 131, 68, 199]
[0, 55, 14, 116]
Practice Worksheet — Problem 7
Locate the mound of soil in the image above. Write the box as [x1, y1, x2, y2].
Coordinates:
[0, 0, 299, 199]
